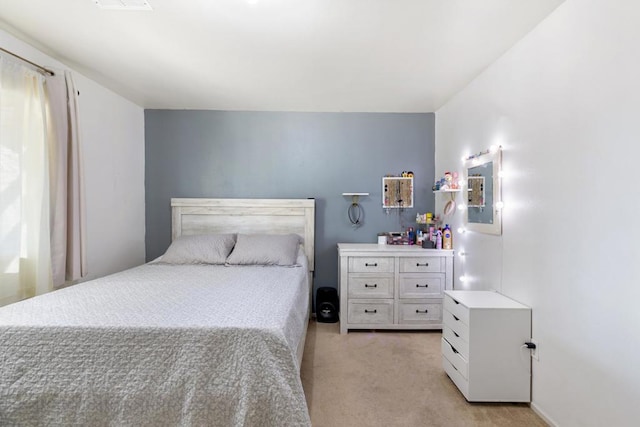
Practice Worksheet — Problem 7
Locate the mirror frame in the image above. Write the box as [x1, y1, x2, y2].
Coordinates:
[464, 148, 502, 235]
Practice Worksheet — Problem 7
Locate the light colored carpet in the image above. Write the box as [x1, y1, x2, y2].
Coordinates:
[300, 320, 547, 427]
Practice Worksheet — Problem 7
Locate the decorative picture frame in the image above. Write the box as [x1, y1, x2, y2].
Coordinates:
[382, 177, 413, 208]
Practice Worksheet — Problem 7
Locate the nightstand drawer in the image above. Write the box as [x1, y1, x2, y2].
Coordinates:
[399, 257, 443, 273]
[443, 309, 469, 334]
[443, 309, 469, 342]
[443, 325, 469, 359]
[441, 337, 468, 380]
[443, 294, 469, 325]
[348, 257, 394, 273]
[348, 275, 393, 298]
[398, 273, 444, 298]
[347, 300, 394, 324]
[398, 301, 442, 324]
[443, 355, 469, 397]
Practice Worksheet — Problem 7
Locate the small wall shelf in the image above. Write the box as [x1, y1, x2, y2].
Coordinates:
[342, 192, 369, 203]
[434, 188, 461, 201]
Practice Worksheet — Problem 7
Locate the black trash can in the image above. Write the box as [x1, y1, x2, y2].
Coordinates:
[316, 287, 339, 323]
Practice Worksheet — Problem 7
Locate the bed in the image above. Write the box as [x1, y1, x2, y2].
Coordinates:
[0, 198, 315, 427]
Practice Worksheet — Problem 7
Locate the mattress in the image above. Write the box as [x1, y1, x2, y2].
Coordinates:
[0, 260, 311, 426]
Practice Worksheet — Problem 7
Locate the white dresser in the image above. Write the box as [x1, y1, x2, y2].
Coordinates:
[442, 290, 531, 402]
[338, 244, 454, 334]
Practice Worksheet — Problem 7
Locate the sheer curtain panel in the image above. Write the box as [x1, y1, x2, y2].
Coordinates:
[0, 57, 52, 306]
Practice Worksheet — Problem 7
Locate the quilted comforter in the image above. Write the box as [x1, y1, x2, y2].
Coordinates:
[0, 261, 311, 426]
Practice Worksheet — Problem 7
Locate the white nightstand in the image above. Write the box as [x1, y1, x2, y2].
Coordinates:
[442, 290, 532, 402]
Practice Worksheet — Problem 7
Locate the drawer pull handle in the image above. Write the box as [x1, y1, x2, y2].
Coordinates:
[365, 263, 378, 267]
[416, 262, 429, 267]
[452, 314, 460, 321]
[453, 331, 460, 338]
[450, 344, 459, 354]
[415, 309, 428, 314]
[416, 284, 429, 288]
[453, 299, 460, 305]
[364, 284, 378, 288]
[364, 309, 377, 314]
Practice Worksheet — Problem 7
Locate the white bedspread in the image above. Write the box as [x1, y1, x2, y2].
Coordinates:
[0, 261, 311, 426]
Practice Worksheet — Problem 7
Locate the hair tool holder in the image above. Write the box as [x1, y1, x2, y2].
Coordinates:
[342, 193, 369, 227]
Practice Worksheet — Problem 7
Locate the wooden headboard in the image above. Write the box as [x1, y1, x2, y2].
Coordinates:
[170, 198, 315, 272]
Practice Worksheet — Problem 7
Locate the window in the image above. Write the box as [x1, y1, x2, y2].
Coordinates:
[0, 57, 51, 305]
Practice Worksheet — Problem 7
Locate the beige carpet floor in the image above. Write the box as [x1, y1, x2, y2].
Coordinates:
[300, 320, 547, 427]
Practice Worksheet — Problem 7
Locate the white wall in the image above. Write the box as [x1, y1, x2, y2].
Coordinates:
[435, 1, 640, 425]
[0, 29, 146, 281]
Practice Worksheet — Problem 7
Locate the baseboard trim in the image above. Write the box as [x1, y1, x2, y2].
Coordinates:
[531, 402, 558, 427]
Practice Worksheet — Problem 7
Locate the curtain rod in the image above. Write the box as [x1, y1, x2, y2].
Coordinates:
[0, 46, 55, 76]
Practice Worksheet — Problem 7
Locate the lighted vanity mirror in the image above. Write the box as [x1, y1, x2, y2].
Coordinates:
[382, 177, 413, 208]
[464, 147, 502, 235]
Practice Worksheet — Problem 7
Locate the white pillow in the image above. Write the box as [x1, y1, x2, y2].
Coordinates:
[161, 234, 236, 265]
[225, 233, 302, 266]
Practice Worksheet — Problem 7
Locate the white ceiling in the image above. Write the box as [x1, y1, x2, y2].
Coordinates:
[0, 0, 563, 112]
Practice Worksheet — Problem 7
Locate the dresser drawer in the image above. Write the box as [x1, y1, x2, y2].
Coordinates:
[443, 325, 469, 359]
[398, 273, 444, 298]
[443, 294, 470, 325]
[348, 275, 393, 299]
[399, 257, 443, 273]
[398, 301, 442, 324]
[347, 299, 394, 324]
[348, 257, 394, 273]
[441, 337, 468, 380]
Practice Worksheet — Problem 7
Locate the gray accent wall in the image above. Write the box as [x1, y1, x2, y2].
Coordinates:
[145, 110, 435, 295]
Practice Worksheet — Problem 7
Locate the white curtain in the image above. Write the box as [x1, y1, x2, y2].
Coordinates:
[0, 57, 52, 305]
[46, 71, 86, 286]
[0, 55, 85, 305]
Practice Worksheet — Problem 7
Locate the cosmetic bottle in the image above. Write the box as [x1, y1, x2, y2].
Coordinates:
[436, 230, 442, 250]
[443, 224, 452, 250]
